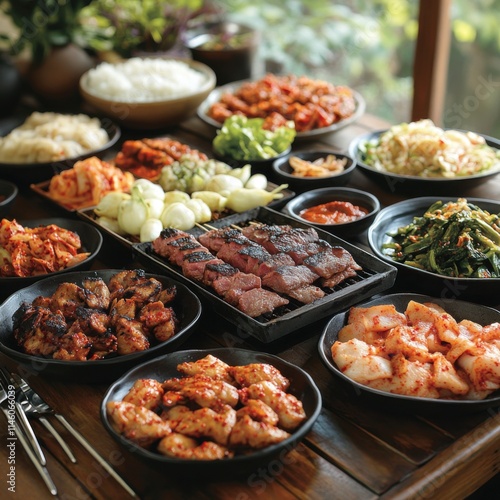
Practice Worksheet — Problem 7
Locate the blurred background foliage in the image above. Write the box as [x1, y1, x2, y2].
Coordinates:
[216, 0, 500, 137]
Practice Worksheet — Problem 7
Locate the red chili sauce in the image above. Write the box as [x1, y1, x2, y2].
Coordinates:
[299, 200, 368, 224]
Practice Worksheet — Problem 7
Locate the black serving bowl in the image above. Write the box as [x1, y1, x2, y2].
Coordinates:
[282, 187, 380, 238]
[349, 129, 500, 195]
[318, 293, 500, 414]
[0, 218, 103, 301]
[272, 151, 356, 192]
[0, 116, 121, 184]
[101, 347, 322, 477]
[0, 270, 202, 381]
[0, 179, 18, 218]
[213, 146, 292, 177]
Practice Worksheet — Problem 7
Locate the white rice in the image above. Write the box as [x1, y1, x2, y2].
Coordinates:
[84, 58, 208, 102]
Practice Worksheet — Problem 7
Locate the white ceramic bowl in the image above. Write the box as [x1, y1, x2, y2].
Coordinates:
[80, 59, 216, 129]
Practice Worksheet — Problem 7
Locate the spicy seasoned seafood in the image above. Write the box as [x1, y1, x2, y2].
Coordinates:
[331, 301, 500, 400]
[12, 270, 179, 360]
[0, 219, 90, 277]
[48, 156, 134, 209]
[107, 354, 307, 460]
[207, 74, 358, 132]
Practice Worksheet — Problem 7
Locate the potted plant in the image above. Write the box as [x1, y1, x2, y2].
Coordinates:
[0, 0, 95, 103]
[78, 0, 212, 59]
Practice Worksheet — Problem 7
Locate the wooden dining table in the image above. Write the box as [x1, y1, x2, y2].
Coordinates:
[0, 104, 499, 500]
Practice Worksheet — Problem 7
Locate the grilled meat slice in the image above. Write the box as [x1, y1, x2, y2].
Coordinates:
[261, 265, 318, 293]
[235, 288, 289, 318]
[286, 285, 325, 304]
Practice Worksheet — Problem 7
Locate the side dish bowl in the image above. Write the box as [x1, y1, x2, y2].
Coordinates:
[0, 117, 120, 184]
[282, 187, 380, 238]
[349, 130, 500, 194]
[367, 196, 500, 298]
[0, 270, 202, 381]
[0, 218, 103, 300]
[80, 59, 216, 129]
[272, 151, 356, 192]
[0, 179, 18, 218]
[101, 347, 322, 476]
[318, 293, 500, 414]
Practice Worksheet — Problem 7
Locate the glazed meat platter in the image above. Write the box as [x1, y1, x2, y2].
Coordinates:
[133, 206, 397, 343]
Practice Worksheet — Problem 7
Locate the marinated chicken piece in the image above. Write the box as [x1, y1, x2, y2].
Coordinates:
[52, 330, 91, 361]
[123, 379, 164, 411]
[13, 304, 67, 356]
[49, 282, 86, 319]
[138, 301, 177, 342]
[158, 433, 232, 460]
[120, 277, 163, 308]
[106, 401, 171, 447]
[162, 375, 239, 409]
[110, 298, 137, 323]
[73, 307, 109, 336]
[229, 414, 290, 449]
[87, 330, 117, 359]
[79, 277, 111, 310]
[115, 316, 150, 355]
[176, 355, 233, 383]
[108, 269, 148, 295]
[228, 363, 290, 391]
[164, 404, 236, 445]
[237, 399, 279, 426]
[157, 285, 177, 305]
[239, 381, 306, 430]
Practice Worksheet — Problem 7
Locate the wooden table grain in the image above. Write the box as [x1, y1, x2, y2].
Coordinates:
[0, 109, 499, 500]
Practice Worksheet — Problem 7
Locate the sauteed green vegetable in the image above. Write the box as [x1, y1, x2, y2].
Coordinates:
[382, 198, 500, 278]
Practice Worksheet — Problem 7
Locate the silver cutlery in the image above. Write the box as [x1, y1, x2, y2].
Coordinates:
[7, 372, 138, 499]
[0, 378, 57, 496]
[0, 366, 47, 466]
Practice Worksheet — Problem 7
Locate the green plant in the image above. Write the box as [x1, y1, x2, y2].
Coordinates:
[0, 0, 91, 64]
[79, 0, 208, 56]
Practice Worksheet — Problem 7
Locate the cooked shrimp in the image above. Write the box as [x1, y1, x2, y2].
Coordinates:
[123, 379, 164, 411]
[162, 375, 239, 409]
[239, 381, 306, 430]
[106, 401, 171, 448]
[229, 414, 290, 449]
[157, 433, 232, 460]
[228, 363, 290, 391]
[177, 354, 233, 383]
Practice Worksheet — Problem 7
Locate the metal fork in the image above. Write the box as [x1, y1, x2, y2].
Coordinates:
[0, 378, 57, 496]
[10, 372, 138, 499]
[7, 371, 76, 463]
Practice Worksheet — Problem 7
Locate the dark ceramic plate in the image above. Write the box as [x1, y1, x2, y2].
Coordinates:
[0, 218, 103, 301]
[0, 179, 18, 218]
[132, 206, 397, 343]
[319, 293, 500, 414]
[101, 347, 321, 476]
[0, 115, 121, 184]
[0, 270, 201, 381]
[197, 80, 366, 140]
[349, 130, 500, 194]
[367, 197, 500, 298]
